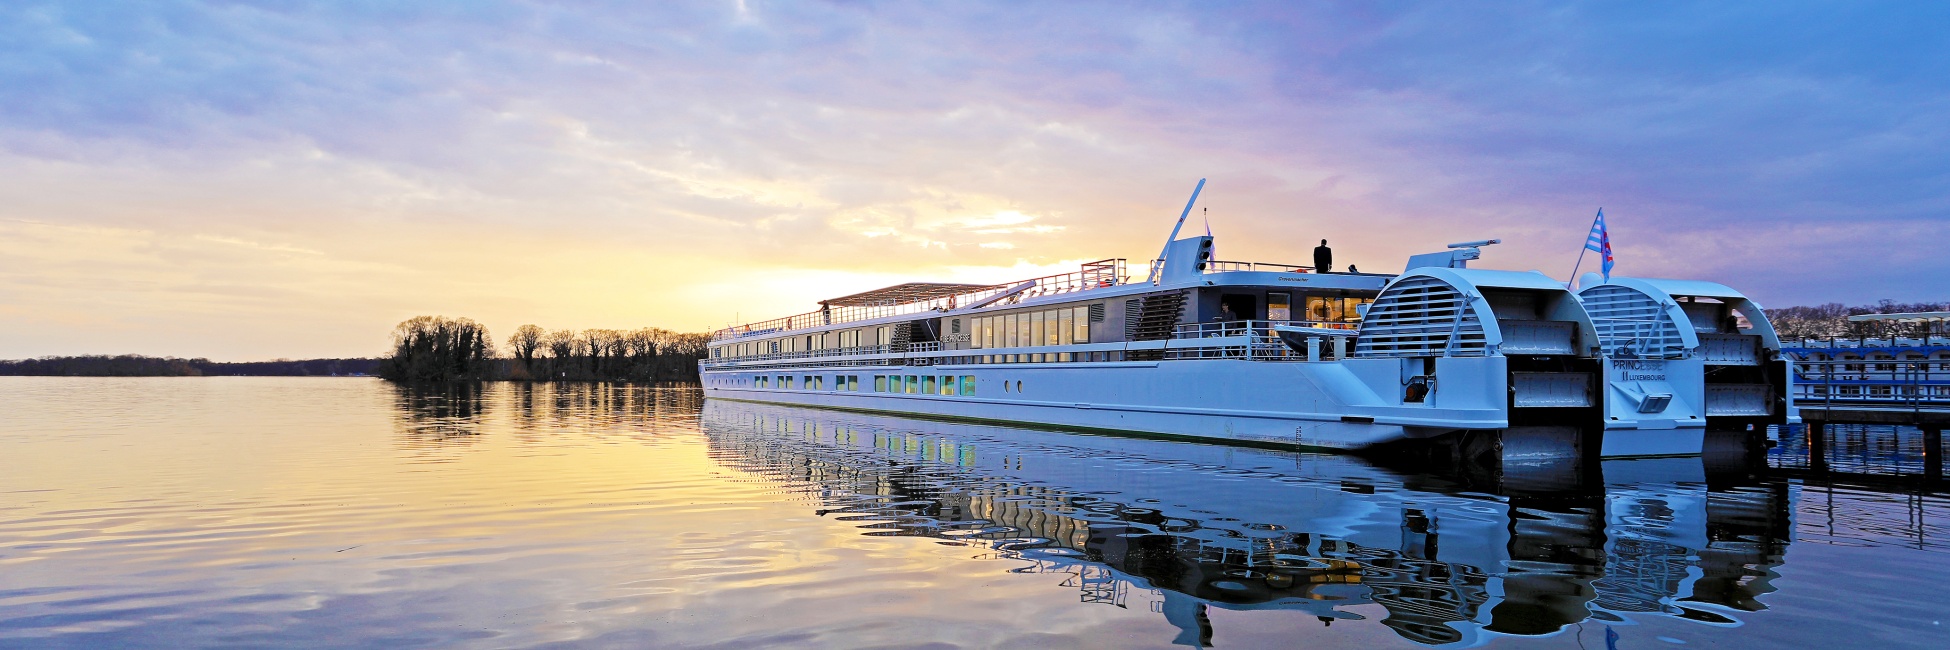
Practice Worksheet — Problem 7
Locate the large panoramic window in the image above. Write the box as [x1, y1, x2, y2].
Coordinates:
[971, 306, 1093, 351]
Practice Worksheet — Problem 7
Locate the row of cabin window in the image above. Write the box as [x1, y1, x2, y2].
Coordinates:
[754, 375, 858, 390]
[874, 374, 977, 396]
[718, 327, 890, 359]
[752, 373, 977, 396]
[970, 306, 1090, 350]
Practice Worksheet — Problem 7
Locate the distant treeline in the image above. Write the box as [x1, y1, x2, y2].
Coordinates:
[377, 316, 710, 384]
[0, 356, 380, 377]
[1765, 300, 1949, 341]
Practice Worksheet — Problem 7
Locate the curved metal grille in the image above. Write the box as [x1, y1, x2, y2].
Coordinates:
[1579, 285, 1689, 358]
[1355, 277, 1487, 358]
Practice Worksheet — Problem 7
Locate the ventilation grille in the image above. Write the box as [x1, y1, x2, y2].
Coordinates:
[1580, 285, 1689, 359]
[1354, 277, 1488, 358]
[1088, 303, 1106, 322]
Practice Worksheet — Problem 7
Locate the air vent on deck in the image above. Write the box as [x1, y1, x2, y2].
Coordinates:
[1354, 276, 1488, 358]
[1580, 285, 1689, 359]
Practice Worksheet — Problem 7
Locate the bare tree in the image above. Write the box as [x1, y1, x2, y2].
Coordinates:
[378, 316, 493, 383]
[508, 325, 544, 364]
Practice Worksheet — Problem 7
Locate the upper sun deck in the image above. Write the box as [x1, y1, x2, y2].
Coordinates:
[710, 244, 1395, 343]
[711, 259, 1131, 342]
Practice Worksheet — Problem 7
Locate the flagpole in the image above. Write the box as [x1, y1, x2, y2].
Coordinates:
[1567, 208, 1601, 287]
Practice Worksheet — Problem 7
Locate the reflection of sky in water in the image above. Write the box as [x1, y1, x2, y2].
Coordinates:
[0, 378, 1945, 648]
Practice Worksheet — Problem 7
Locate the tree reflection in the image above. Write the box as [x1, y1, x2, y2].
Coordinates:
[391, 382, 487, 456]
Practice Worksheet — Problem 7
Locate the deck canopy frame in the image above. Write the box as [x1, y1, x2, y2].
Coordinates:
[711, 259, 1133, 342]
[819, 283, 999, 308]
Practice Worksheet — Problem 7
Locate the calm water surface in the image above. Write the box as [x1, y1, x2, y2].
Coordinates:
[2, 377, 1947, 648]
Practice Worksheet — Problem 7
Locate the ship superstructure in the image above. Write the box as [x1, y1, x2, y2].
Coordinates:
[701, 192, 1796, 457]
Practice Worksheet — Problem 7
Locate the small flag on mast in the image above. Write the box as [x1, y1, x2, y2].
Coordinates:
[1584, 208, 1614, 281]
[1203, 208, 1214, 258]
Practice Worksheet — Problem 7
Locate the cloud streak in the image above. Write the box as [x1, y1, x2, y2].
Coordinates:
[2, 1, 1946, 358]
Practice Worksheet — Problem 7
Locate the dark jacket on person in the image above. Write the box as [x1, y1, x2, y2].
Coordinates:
[1313, 244, 1333, 273]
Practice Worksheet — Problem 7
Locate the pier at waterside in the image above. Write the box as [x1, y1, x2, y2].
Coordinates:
[1781, 311, 1950, 480]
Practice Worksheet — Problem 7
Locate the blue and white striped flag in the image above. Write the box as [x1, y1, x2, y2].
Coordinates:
[1585, 209, 1614, 280]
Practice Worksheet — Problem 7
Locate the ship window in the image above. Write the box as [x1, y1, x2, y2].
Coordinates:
[905, 376, 919, 394]
[847, 376, 859, 391]
[1344, 297, 1372, 322]
[960, 376, 975, 396]
[1031, 311, 1046, 348]
[1003, 380, 1011, 392]
[1016, 380, 1023, 392]
[782, 376, 793, 389]
[1001, 315, 1016, 349]
[1058, 309, 1074, 345]
[922, 376, 936, 394]
[1073, 306, 1090, 343]
[938, 376, 953, 395]
[1307, 296, 1344, 322]
[876, 326, 891, 346]
[1269, 293, 1292, 321]
[874, 375, 886, 392]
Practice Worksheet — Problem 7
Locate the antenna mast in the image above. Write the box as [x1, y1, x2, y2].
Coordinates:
[1148, 178, 1206, 284]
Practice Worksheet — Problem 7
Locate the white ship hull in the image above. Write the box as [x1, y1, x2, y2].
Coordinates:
[704, 357, 1516, 450]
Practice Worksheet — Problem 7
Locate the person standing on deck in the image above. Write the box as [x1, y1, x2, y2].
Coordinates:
[1314, 239, 1333, 273]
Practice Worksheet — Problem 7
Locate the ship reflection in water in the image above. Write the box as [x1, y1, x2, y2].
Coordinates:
[10, 381, 1941, 648]
[702, 400, 1859, 647]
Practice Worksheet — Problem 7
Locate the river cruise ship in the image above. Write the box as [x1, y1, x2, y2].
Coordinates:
[701, 191, 1797, 457]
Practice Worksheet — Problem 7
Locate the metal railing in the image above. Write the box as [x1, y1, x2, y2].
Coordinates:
[1200, 260, 1312, 273]
[702, 344, 899, 369]
[1792, 359, 1950, 410]
[1165, 319, 1356, 361]
[1793, 337, 1950, 349]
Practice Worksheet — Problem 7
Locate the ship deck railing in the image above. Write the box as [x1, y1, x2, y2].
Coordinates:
[702, 319, 1367, 370]
[1199, 260, 1315, 273]
[1143, 258, 1317, 281]
[1791, 359, 1950, 407]
[1164, 319, 1355, 361]
[1788, 338, 1950, 354]
[710, 259, 1130, 343]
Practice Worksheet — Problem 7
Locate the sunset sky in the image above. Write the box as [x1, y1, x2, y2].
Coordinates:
[4, 2, 1947, 361]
